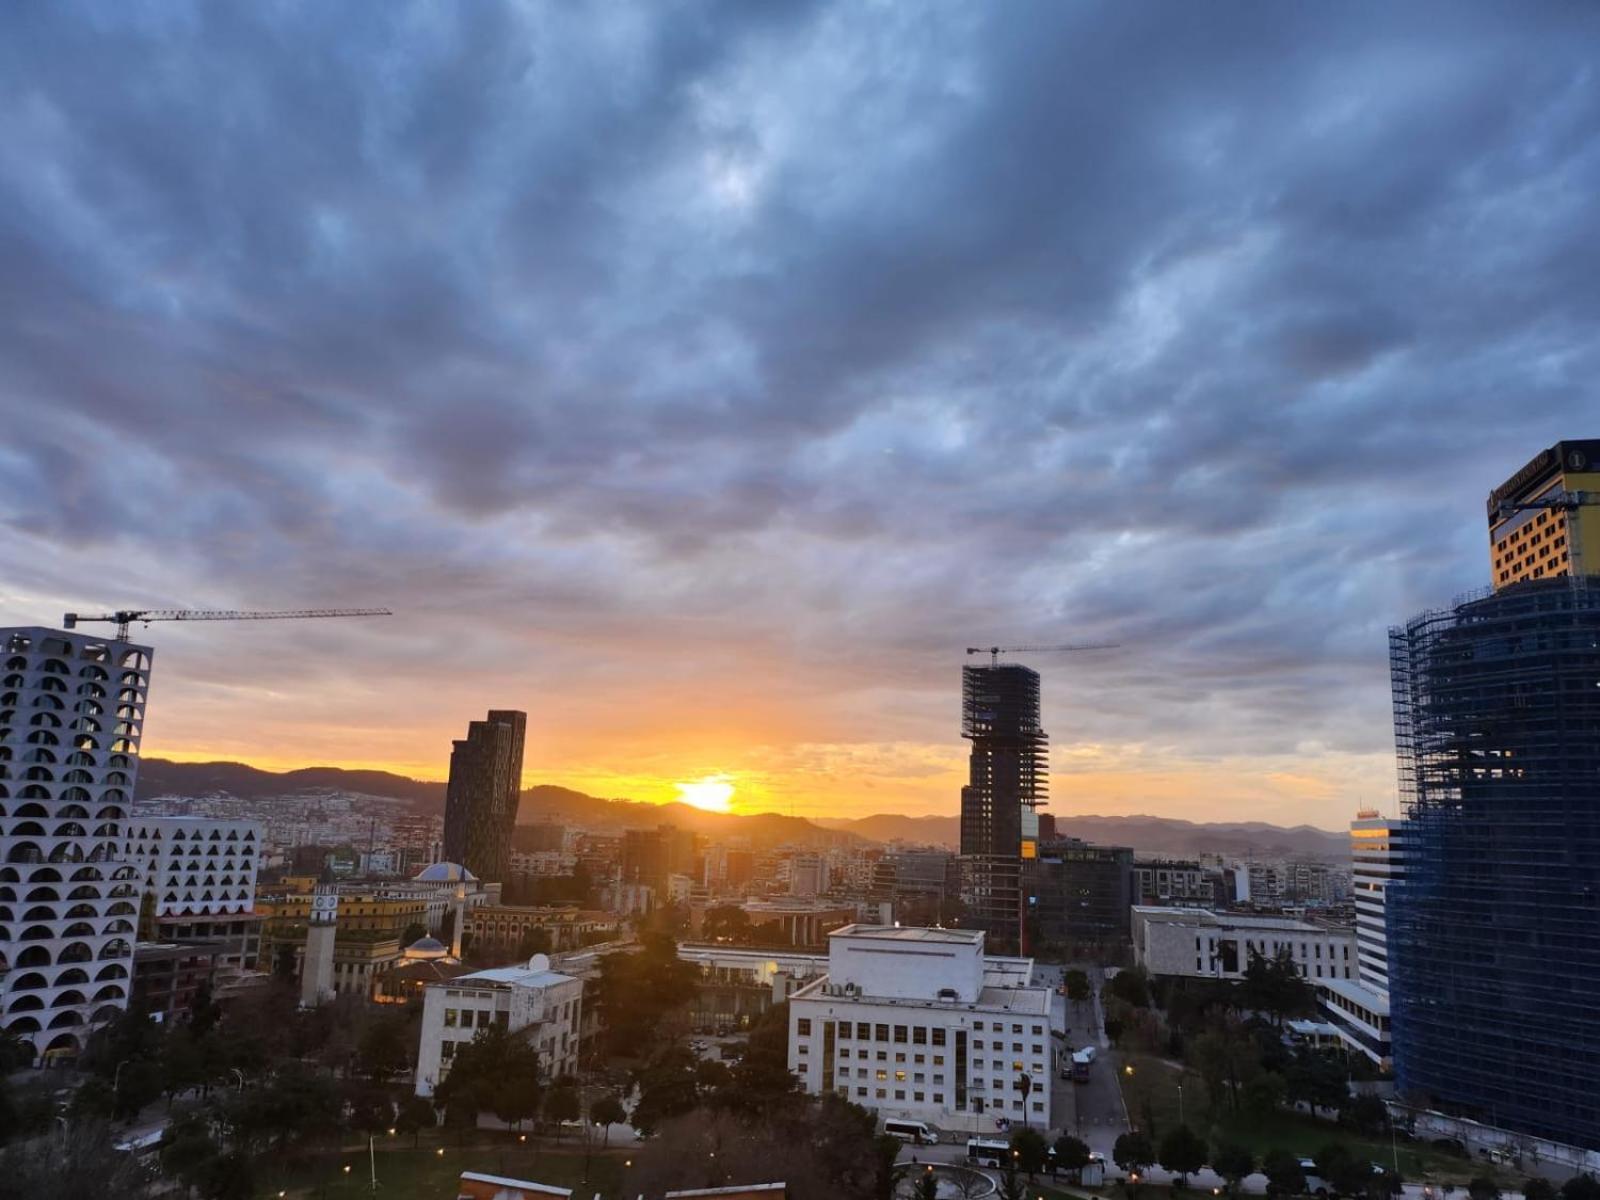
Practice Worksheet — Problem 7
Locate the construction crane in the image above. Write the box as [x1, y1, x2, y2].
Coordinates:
[1493, 490, 1600, 577]
[63, 608, 393, 642]
[965, 643, 1118, 667]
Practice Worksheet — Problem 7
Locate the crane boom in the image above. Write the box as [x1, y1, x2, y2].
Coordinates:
[1493, 491, 1600, 576]
[965, 643, 1118, 667]
[63, 608, 393, 641]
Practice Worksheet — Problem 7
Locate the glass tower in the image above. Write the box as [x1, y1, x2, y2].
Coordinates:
[1387, 577, 1600, 1149]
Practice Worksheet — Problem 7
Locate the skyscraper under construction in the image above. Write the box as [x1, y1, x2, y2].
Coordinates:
[443, 709, 527, 884]
[959, 663, 1046, 953]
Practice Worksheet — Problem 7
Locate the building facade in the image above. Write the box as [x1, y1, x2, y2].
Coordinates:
[414, 957, 583, 1097]
[959, 664, 1046, 954]
[1132, 860, 1219, 907]
[466, 904, 615, 957]
[1131, 906, 1357, 983]
[0, 628, 150, 1063]
[1487, 439, 1600, 589]
[1349, 814, 1409, 993]
[787, 925, 1054, 1133]
[132, 940, 224, 1023]
[124, 816, 262, 968]
[1028, 840, 1133, 954]
[1388, 576, 1600, 1150]
[443, 710, 526, 884]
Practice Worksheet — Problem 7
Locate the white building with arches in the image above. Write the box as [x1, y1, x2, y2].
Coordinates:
[0, 628, 150, 1064]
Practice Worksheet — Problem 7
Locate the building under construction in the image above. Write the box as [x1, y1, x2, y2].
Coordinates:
[959, 663, 1047, 954]
[1387, 576, 1600, 1150]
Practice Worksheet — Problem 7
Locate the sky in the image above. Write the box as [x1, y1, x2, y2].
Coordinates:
[2, 3, 1598, 829]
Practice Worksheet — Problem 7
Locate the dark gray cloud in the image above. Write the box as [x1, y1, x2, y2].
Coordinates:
[1, 1, 1598, 822]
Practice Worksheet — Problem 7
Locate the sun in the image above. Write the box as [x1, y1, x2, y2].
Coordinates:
[674, 775, 735, 813]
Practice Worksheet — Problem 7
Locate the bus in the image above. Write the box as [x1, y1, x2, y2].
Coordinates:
[884, 1119, 937, 1145]
[967, 1138, 1011, 1167]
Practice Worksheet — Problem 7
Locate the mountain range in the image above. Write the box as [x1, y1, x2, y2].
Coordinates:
[134, 758, 1346, 859]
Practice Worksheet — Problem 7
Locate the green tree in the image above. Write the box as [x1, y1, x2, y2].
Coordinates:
[1560, 1177, 1600, 1200]
[1107, 967, 1151, 1009]
[356, 1013, 412, 1081]
[543, 1082, 581, 1139]
[1263, 1149, 1307, 1197]
[160, 1110, 219, 1197]
[401, 921, 428, 945]
[1115, 1130, 1155, 1190]
[188, 980, 221, 1038]
[999, 1157, 1027, 1200]
[1065, 969, 1092, 1003]
[67, 1078, 116, 1123]
[1159, 1124, 1208, 1187]
[1242, 1071, 1287, 1118]
[1314, 1143, 1372, 1197]
[1054, 1134, 1092, 1177]
[1523, 1181, 1556, 1200]
[1340, 1093, 1389, 1136]
[395, 1093, 437, 1147]
[1011, 1127, 1050, 1176]
[516, 926, 554, 960]
[1467, 1176, 1500, 1200]
[1213, 1141, 1256, 1197]
[1286, 1050, 1350, 1114]
[196, 1148, 255, 1200]
[590, 1093, 626, 1146]
[702, 904, 755, 944]
[917, 1164, 940, 1200]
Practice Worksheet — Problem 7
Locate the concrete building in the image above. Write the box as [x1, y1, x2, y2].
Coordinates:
[1487, 439, 1600, 589]
[1350, 813, 1409, 994]
[960, 664, 1046, 954]
[414, 955, 583, 1098]
[466, 904, 616, 957]
[788, 853, 829, 898]
[1132, 860, 1218, 907]
[787, 925, 1053, 1132]
[1028, 839, 1133, 954]
[1131, 906, 1357, 983]
[0, 628, 150, 1064]
[739, 899, 855, 947]
[123, 817, 262, 969]
[131, 940, 224, 1024]
[443, 710, 526, 884]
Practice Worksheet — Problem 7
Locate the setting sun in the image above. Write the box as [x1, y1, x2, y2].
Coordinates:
[674, 775, 736, 813]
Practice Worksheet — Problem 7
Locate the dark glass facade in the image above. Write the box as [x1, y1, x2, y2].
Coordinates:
[1027, 839, 1134, 956]
[442, 709, 526, 884]
[1387, 578, 1600, 1149]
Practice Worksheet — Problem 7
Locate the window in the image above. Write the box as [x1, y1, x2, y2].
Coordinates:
[931, 1028, 946, 1046]
[973, 1021, 984, 1031]
[895, 1070, 906, 1082]
[1032, 1101, 1044, 1113]
[913, 1027, 927, 1045]
[913, 1054, 924, 1064]
[797, 1018, 812, 1036]
[895, 1089, 905, 1100]
[914, 1092, 925, 1103]
[444, 1008, 457, 1027]
[441, 1042, 455, 1060]
[875, 1024, 889, 1041]
[838, 1023, 851, 1040]
[1012, 1043, 1022, 1053]
[1031, 1045, 1042, 1055]
[914, 1073, 924, 1083]
[1013, 1061, 1023, 1071]
[1032, 1025, 1043, 1035]
[933, 1093, 944, 1104]
[857, 1049, 867, 1059]
[894, 1025, 908, 1043]
[876, 1051, 887, 1061]
[876, 1088, 886, 1099]
[932, 1055, 944, 1066]
[933, 1074, 944, 1084]
[895, 1053, 906, 1064]
[876, 1070, 887, 1081]
[857, 1023, 870, 1039]
[1012, 1024, 1022, 1034]
[857, 1088, 867, 1098]
[974, 1040, 985, 1050]
[798, 1044, 808, 1054]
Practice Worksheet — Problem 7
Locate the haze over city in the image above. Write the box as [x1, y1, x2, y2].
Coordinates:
[3, 5, 1597, 827]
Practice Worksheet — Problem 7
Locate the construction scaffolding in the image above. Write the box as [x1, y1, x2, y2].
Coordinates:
[1386, 576, 1600, 1151]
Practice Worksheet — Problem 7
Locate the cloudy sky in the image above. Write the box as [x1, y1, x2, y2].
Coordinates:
[2, 3, 1597, 828]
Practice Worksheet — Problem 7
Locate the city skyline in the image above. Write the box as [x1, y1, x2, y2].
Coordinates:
[4, 6, 1599, 827]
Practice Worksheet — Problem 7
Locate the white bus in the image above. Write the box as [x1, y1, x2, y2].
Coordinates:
[884, 1119, 937, 1145]
[967, 1138, 1010, 1167]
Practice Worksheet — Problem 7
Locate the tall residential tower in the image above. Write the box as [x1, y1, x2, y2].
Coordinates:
[442, 710, 526, 884]
[959, 664, 1046, 953]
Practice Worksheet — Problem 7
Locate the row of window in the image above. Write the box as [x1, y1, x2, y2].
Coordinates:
[836, 1084, 1046, 1114]
[797, 1018, 1043, 1040]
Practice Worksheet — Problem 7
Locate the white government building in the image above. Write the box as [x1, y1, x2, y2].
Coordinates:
[0, 628, 150, 1063]
[414, 954, 583, 1098]
[787, 925, 1055, 1133]
[1131, 906, 1357, 982]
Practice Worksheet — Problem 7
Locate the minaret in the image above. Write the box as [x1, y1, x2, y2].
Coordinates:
[450, 881, 466, 960]
[300, 885, 339, 1008]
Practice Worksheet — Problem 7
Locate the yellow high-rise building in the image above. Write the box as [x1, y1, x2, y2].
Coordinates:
[1487, 439, 1600, 588]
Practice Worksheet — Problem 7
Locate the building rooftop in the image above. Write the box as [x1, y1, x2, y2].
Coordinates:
[665, 1186, 786, 1199]
[1316, 976, 1391, 1016]
[828, 924, 984, 945]
[455, 960, 577, 989]
[459, 1171, 572, 1198]
[415, 861, 477, 883]
[790, 973, 1050, 1015]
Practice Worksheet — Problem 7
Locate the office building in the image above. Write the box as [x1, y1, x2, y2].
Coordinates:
[1028, 839, 1133, 954]
[959, 664, 1046, 953]
[1349, 813, 1409, 993]
[1487, 439, 1600, 589]
[1132, 860, 1219, 907]
[414, 956, 583, 1097]
[787, 925, 1053, 1131]
[622, 824, 697, 895]
[123, 817, 263, 969]
[0, 628, 150, 1063]
[788, 852, 829, 897]
[1388, 575, 1600, 1150]
[443, 710, 526, 883]
[1131, 906, 1356, 982]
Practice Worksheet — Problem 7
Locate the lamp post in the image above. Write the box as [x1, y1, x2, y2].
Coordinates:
[1177, 1083, 1184, 1126]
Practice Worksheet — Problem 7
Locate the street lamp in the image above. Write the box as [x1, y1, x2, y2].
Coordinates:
[1124, 1065, 1134, 1077]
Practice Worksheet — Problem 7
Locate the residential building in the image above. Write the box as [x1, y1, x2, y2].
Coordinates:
[959, 664, 1046, 954]
[1487, 439, 1600, 589]
[787, 925, 1054, 1132]
[1131, 906, 1356, 982]
[0, 628, 150, 1063]
[1388, 575, 1600, 1150]
[1132, 860, 1218, 907]
[1027, 839, 1133, 954]
[414, 956, 583, 1097]
[123, 817, 262, 969]
[443, 710, 526, 883]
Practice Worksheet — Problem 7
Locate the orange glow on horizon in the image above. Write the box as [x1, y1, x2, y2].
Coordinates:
[673, 775, 736, 813]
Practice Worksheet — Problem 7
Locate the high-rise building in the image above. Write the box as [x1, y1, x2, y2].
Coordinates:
[1388, 576, 1600, 1149]
[124, 817, 263, 969]
[1487, 439, 1600, 589]
[443, 710, 526, 883]
[1349, 812, 1409, 994]
[0, 628, 150, 1064]
[959, 664, 1046, 953]
[1027, 839, 1133, 955]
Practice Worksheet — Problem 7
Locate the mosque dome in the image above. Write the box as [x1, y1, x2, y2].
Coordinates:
[404, 936, 450, 961]
[415, 862, 477, 883]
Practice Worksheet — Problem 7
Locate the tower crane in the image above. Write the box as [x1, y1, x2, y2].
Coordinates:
[63, 607, 393, 642]
[964, 643, 1118, 667]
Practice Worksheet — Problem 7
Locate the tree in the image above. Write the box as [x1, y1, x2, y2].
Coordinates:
[1159, 1124, 1208, 1187]
[1315, 1143, 1372, 1198]
[160, 1111, 219, 1198]
[1286, 1050, 1350, 1115]
[0, 1123, 146, 1200]
[1561, 1178, 1600, 1200]
[1467, 1177, 1500, 1200]
[196, 1149, 255, 1200]
[357, 1013, 413, 1082]
[1065, 969, 1091, 1004]
[188, 980, 221, 1038]
[999, 1157, 1027, 1200]
[67, 1078, 116, 1123]
[1011, 1127, 1050, 1176]
[1115, 1131, 1155, 1187]
[516, 926, 554, 960]
[1263, 1149, 1307, 1198]
[1339, 1093, 1389, 1136]
[1523, 1181, 1557, 1200]
[1054, 1135, 1092, 1178]
[1242, 1071, 1287, 1119]
[395, 1093, 437, 1147]
[1213, 1141, 1256, 1197]
[590, 1093, 627, 1146]
[401, 921, 428, 946]
[544, 1082, 581, 1139]
[1107, 967, 1152, 1009]
[702, 905, 755, 945]
[917, 1165, 940, 1200]
[1105, 1015, 1126, 1046]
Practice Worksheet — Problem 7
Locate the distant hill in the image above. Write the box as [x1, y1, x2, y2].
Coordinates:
[136, 759, 445, 806]
[816, 812, 1347, 860]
